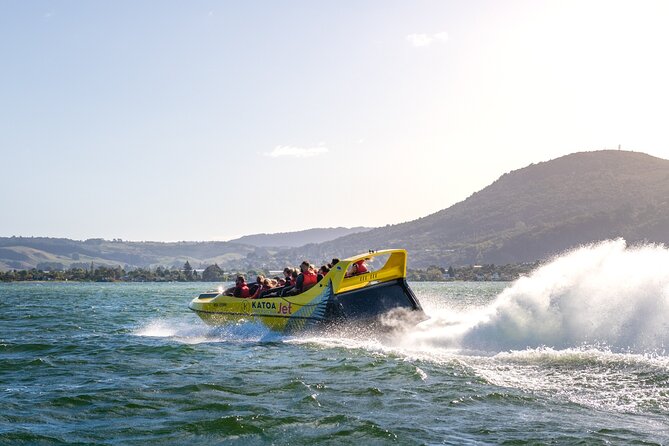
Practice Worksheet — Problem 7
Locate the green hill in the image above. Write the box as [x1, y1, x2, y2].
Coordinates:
[279, 150, 669, 266]
[3, 150, 668, 271]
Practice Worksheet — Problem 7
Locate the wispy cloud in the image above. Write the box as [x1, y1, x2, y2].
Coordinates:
[265, 145, 329, 158]
[406, 32, 449, 47]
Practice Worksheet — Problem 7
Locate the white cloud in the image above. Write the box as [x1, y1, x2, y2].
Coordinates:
[406, 32, 449, 47]
[433, 32, 449, 42]
[265, 145, 329, 158]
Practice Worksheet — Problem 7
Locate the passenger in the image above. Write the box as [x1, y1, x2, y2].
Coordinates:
[225, 275, 250, 298]
[248, 274, 265, 295]
[278, 278, 286, 287]
[253, 277, 275, 299]
[295, 261, 318, 294]
[279, 270, 300, 297]
[317, 265, 330, 282]
[283, 267, 293, 284]
[330, 258, 340, 267]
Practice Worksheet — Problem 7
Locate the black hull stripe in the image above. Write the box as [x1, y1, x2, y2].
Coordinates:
[190, 308, 322, 321]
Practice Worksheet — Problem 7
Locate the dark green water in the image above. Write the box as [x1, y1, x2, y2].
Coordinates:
[1, 277, 668, 445]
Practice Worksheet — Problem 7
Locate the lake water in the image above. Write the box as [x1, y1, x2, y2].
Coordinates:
[2, 240, 669, 445]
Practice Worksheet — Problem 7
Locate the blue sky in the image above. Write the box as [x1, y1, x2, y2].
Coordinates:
[2, 1, 669, 241]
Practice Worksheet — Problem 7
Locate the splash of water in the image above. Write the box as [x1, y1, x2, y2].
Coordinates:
[133, 318, 281, 344]
[403, 239, 669, 354]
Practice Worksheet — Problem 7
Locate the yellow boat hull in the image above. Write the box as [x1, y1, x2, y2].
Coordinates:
[188, 249, 423, 332]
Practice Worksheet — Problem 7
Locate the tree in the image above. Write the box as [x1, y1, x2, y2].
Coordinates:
[183, 261, 193, 281]
[202, 264, 224, 282]
[426, 265, 444, 281]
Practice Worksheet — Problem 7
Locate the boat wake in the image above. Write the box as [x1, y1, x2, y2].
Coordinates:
[288, 240, 669, 414]
[291, 240, 669, 359]
[403, 239, 669, 355]
[133, 318, 282, 344]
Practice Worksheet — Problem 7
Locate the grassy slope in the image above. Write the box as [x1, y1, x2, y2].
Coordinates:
[282, 151, 669, 266]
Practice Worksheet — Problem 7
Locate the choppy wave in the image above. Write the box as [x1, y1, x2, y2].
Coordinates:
[4, 277, 669, 443]
[477, 347, 669, 414]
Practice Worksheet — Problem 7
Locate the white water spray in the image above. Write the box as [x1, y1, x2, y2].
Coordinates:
[134, 318, 280, 344]
[404, 239, 669, 354]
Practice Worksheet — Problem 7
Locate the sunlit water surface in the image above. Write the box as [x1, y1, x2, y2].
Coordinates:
[1, 240, 668, 445]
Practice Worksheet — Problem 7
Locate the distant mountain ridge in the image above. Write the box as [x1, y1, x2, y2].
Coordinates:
[227, 227, 372, 247]
[2, 150, 668, 271]
[0, 237, 256, 271]
[0, 226, 371, 271]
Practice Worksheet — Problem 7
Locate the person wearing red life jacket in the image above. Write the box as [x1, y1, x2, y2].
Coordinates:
[295, 261, 317, 293]
[347, 259, 369, 277]
[232, 275, 250, 298]
[355, 259, 369, 274]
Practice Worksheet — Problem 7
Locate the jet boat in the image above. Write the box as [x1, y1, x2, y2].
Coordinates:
[188, 249, 423, 332]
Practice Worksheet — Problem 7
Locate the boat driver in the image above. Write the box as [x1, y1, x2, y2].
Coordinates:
[347, 259, 369, 277]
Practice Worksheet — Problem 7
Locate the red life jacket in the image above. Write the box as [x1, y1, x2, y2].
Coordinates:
[355, 260, 368, 274]
[302, 270, 317, 290]
[234, 284, 250, 298]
